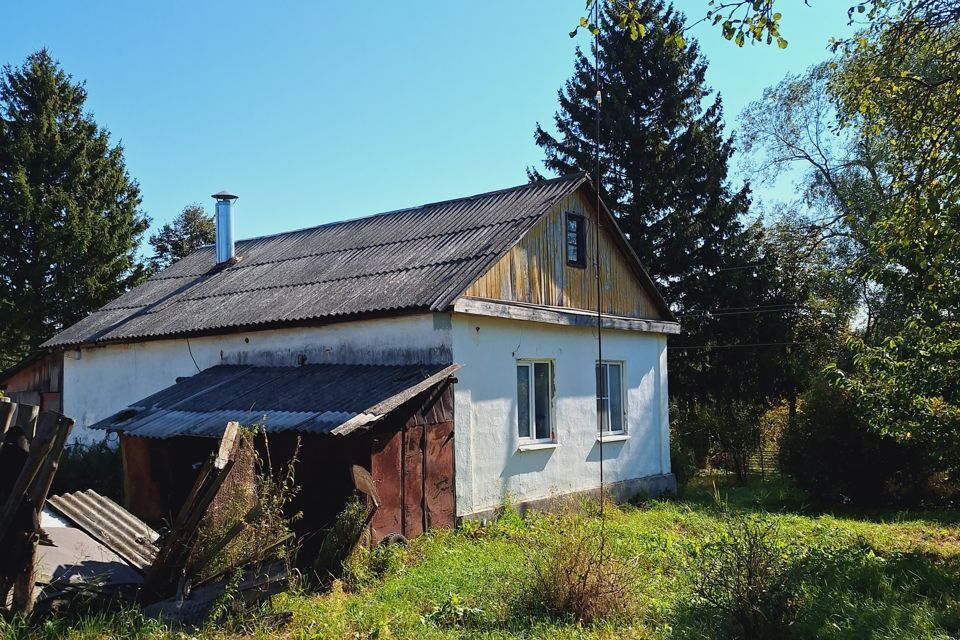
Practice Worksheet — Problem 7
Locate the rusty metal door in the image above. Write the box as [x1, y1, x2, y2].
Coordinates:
[424, 422, 455, 529]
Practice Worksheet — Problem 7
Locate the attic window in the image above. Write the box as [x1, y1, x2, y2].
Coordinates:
[566, 213, 586, 268]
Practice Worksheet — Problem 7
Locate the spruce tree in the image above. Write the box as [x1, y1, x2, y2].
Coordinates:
[532, 1, 770, 409]
[0, 50, 149, 367]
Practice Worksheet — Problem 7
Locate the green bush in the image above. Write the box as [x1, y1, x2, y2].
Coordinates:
[420, 592, 487, 629]
[687, 514, 802, 639]
[313, 495, 370, 582]
[674, 400, 765, 482]
[780, 375, 956, 507]
[670, 437, 697, 490]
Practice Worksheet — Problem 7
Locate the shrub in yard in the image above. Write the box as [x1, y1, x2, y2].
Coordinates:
[191, 428, 302, 584]
[674, 400, 765, 482]
[780, 374, 955, 507]
[688, 514, 801, 640]
[670, 437, 697, 490]
[523, 509, 636, 623]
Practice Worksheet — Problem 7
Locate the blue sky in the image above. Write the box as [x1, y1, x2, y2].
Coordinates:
[1, 1, 854, 244]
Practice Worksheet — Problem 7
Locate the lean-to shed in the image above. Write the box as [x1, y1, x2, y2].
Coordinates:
[92, 363, 460, 544]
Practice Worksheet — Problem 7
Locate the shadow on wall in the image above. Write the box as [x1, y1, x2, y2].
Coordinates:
[500, 446, 554, 479]
[585, 439, 627, 463]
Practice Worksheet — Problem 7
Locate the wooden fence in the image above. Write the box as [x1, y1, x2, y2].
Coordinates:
[0, 397, 74, 615]
[746, 446, 781, 479]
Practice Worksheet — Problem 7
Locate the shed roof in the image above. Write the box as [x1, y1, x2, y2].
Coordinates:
[90, 363, 460, 439]
[43, 173, 604, 348]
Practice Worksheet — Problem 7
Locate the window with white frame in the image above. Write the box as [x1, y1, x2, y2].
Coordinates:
[596, 361, 625, 434]
[516, 360, 555, 442]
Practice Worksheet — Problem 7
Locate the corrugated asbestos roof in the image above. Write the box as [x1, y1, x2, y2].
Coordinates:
[90, 362, 460, 439]
[46, 490, 160, 572]
[43, 174, 590, 348]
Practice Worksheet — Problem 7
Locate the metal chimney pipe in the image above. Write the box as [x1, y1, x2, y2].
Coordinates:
[211, 191, 238, 264]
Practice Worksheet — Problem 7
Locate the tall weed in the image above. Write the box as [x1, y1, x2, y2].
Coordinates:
[523, 508, 637, 623]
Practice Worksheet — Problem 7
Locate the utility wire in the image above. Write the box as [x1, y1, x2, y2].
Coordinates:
[679, 305, 802, 317]
[669, 341, 801, 350]
[185, 337, 202, 372]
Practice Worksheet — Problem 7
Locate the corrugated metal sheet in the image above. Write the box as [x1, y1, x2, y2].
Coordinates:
[46, 490, 160, 572]
[90, 363, 461, 439]
[42, 174, 588, 348]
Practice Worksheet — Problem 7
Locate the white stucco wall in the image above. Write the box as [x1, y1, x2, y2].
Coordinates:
[62, 314, 452, 441]
[450, 314, 670, 517]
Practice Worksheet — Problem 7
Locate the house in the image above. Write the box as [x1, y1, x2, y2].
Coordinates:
[2, 173, 679, 535]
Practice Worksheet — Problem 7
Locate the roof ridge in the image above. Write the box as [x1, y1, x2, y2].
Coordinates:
[218, 172, 588, 246]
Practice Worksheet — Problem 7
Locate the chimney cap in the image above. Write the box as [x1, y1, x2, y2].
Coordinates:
[212, 190, 238, 201]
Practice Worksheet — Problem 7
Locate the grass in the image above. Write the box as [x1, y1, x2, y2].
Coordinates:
[4, 475, 959, 639]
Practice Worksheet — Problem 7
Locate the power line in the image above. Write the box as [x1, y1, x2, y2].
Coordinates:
[668, 341, 801, 351]
[679, 306, 803, 317]
[678, 304, 800, 316]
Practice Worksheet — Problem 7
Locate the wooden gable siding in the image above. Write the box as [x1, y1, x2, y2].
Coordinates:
[463, 188, 662, 319]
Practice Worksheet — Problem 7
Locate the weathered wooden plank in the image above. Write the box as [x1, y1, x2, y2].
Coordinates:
[10, 505, 39, 614]
[28, 414, 74, 512]
[138, 422, 241, 604]
[14, 405, 39, 441]
[1, 411, 72, 615]
[0, 400, 15, 437]
[453, 297, 681, 334]
[0, 413, 64, 543]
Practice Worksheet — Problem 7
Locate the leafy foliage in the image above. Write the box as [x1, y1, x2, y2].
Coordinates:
[688, 514, 802, 639]
[740, 0, 960, 490]
[0, 50, 149, 367]
[543, 2, 845, 470]
[826, 7, 960, 464]
[147, 203, 215, 271]
[780, 373, 957, 506]
[584, 1, 954, 51]
[420, 592, 487, 629]
[190, 429, 302, 584]
[313, 494, 371, 583]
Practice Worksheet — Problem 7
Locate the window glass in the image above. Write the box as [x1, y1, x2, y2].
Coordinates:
[596, 363, 608, 431]
[608, 363, 623, 432]
[596, 362, 625, 434]
[517, 364, 530, 439]
[534, 362, 552, 440]
[567, 229, 579, 263]
[566, 214, 585, 266]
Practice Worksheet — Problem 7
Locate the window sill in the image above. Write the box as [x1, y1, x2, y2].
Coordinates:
[597, 433, 630, 443]
[518, 442, 560, 452]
